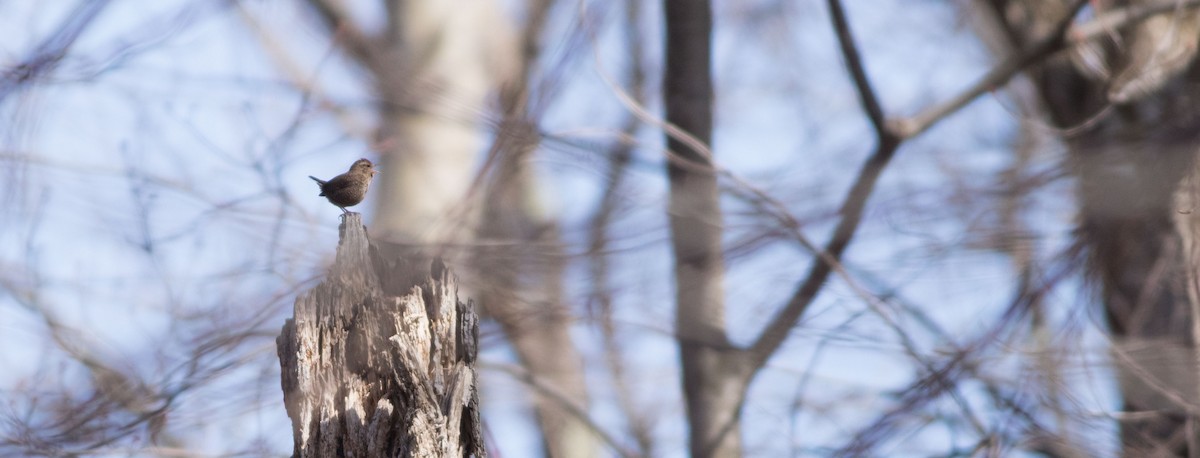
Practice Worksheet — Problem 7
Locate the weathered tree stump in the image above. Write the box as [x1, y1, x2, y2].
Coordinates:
[277, 213, 484, 457]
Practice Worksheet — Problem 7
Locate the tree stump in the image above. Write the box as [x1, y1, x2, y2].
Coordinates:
[277, 213, 485, 457]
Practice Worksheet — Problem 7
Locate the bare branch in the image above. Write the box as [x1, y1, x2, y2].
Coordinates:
[747, 0, 1088, 369]
[0, 0, 113, 102]
[892, 0, 1090, 138]
[303, 0, 377, 65]
[825, 0, 891, 141]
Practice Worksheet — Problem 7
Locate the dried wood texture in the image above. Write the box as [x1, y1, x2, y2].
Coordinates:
[277, 213, 484, 457]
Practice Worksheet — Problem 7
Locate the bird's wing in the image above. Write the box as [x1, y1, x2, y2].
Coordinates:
[321, 175, 356, 195]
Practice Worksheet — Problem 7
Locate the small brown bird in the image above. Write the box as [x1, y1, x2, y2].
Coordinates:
[309, 158, 378, 214]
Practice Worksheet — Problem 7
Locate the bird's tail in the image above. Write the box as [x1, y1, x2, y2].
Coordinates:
[308, 176, 326, 195]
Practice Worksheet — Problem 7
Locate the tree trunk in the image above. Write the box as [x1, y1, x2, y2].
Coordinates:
[476, 167, 596, 458]
[469, 1, 599, 455]
[370, 0, 507, 241]
[662, 1, 745, 457]
[277, 213, 485, 457]
[973, 1, 1200, 455]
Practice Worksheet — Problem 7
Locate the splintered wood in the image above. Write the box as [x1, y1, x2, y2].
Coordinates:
[277, 213, 484, 457]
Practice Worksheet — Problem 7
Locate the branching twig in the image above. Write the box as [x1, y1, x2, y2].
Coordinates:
[746, 0, 1090, 370]
[825, 0, 891, 140]
[894, 0, 1087, 139]
[0, 0, 113, 102]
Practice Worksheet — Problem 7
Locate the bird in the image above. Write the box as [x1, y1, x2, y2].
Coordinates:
[309, 158, 378, 214]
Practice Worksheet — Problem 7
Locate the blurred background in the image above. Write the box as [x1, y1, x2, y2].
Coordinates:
[4, 0, 1200, 456]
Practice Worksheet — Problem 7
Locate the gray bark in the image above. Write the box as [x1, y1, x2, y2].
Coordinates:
[277, 213, 485, 457]
[662, 1, 745, 457]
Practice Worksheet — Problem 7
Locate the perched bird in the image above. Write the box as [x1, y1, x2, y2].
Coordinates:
[309, 158, 378, 214]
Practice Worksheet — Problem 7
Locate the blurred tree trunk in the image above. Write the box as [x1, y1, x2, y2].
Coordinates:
[974, 1, 1200, 455]
[470, 0, 597, 455]
[277, 214, 485, 457]
[663, 1, 745, 457]
[475, 146, 595, 458]
[368, 0, 501, 241]
[302, 2, 595, 457]
[476, 111, 597, 456]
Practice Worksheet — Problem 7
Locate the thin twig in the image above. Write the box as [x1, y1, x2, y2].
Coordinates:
[481, 362, 641, 458]
[584, 0, 655, 453]
[0, 0, 113, 102]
